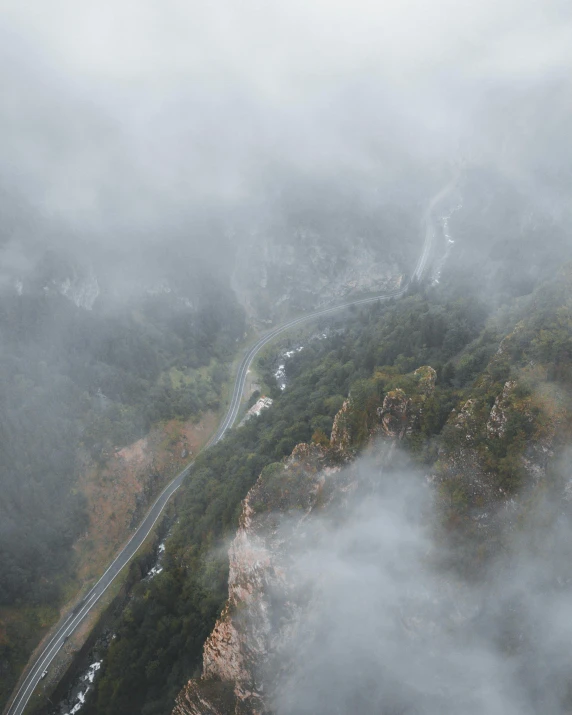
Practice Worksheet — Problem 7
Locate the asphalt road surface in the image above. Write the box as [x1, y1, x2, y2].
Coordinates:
[6, 180, 455, 715]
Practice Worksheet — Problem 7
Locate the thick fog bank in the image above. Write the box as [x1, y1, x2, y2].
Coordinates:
[271, 458, 572, 715]
[0, 1, 571, 308]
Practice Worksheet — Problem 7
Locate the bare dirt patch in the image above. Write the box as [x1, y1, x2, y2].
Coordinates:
[4, 411, 220, 713]
[74, 411, 218, 584]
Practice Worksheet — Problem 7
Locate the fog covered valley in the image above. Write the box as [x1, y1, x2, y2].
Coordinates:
[1, 2, 572, 714]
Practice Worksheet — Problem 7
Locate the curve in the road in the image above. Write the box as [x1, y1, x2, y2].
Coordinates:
[6, 179, 455, 715]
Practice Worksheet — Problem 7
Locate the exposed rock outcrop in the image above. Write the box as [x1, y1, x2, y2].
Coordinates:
[453, 398, 480, 444]
[230, 221, 405, 322]
[173, 443, 343, 715]
[413, 365, 437, 395]
[173, 381, 427, 715]
[329, 398, 352, 454]
[376, 389, 412, 439]
[173, 681, 236, 715]
[486, 380, 518, 439]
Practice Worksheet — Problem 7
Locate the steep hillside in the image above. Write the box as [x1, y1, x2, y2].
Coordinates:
[173, 269, 572, 715]
[80, 283, 487, 715]
[435, 265, 572, 571]
[173, 374, 430, 714]
[60, 266, 572, 715]
[228, 175, 417, 321]
[0, 260, 245, 711]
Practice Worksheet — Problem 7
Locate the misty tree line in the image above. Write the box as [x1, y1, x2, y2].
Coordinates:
[78, 264, 572, 715]
[0, 280, 244, 705]
[80, 279, 495, 715]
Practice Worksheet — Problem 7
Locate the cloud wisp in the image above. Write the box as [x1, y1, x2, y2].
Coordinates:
[269, 458, 572, 715]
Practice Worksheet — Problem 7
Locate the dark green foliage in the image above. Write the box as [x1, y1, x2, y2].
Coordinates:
[0, 289, 243, 608]
[0, 285, 244, 712]
[439, 266, 572, 506]
[84, 283, 489, 714]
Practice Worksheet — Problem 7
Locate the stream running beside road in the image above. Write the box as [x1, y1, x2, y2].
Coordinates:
[5, 176, 460, 715]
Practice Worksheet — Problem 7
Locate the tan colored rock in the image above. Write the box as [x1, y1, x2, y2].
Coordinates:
[173, 443, 340, 715]
[377, 389, 411, 439]
[413, 365, 437, 396]
[329, 398, 352, 453]
[173, 680, 236, 715]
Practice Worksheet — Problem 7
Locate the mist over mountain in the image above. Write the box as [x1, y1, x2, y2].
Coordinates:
[0, 2, 571, 714]
[1, 0, 570, 306]
[271, 460, 572, 715]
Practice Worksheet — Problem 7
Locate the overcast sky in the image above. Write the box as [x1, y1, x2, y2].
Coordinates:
[271, 456, 572, 715]
[0, 1, 570, 242]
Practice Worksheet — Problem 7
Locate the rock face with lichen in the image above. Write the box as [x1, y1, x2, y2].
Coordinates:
[229, 206, 410, 323]
[373, 366, 436, 443]
[172, 385, 423, 715]
[172, 332, 570, 713]
[172, 442, 344, 715]
[376, 389, 412, 439]
[413, 365, 437, 395]
[433, 321, 566, 557]
[486, 380, 518, 439]
[329, 399, 352, 454]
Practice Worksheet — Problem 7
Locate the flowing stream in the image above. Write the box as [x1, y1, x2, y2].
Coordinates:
[431, 199, 463, 285]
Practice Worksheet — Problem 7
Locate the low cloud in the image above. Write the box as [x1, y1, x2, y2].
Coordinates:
[270, 457, 572, 715]
[1, 0, 571, 233]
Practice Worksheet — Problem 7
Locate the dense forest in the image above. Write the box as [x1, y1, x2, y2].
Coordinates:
[1, 2, 571, 713]
[80, 273, 501, 714]
[0, 273, 244, 708]
[75, 259, 572, 714]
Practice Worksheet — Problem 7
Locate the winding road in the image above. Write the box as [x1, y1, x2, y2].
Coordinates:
[5, 179, 455, 715]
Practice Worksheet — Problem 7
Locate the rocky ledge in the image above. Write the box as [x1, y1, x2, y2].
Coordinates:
[172, 376, 427, 715]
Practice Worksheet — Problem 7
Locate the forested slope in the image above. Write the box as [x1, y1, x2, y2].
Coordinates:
[80, 263, 572, 715]
[81, 277, 493, 714]
[0, 274, 244, 709]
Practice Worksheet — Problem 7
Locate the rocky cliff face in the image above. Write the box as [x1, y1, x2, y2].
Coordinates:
[172, 331, 571, 714]
[227, 182, 416, 322]
[173, 442, 346, 715]
[376, 389, 412, 440]
[231, 230, 404, 322]
[173, 378, 427, 715]
[433, 317, 568, 564]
